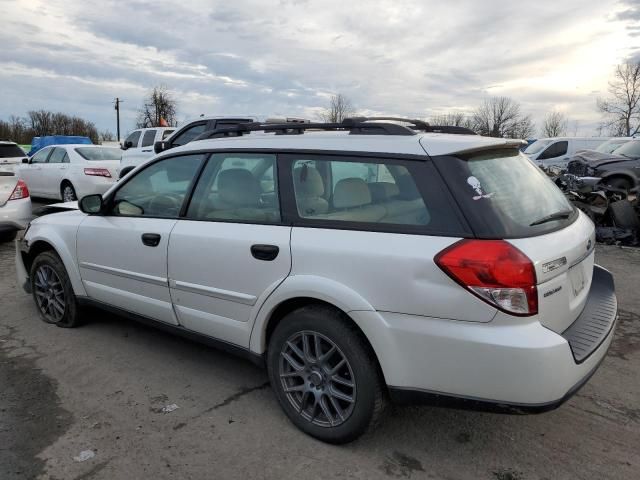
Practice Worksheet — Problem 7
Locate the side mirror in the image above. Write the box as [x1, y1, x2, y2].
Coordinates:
[154, 141, 168, 154]
[22, 158, 29, 164]
[122, 140, 133, 150]
[79, 194, 103, 214]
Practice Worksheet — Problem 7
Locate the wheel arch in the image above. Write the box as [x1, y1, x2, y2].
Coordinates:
[24, 231, 87, 297]
[599, 170, 637, 187]
[249, 276, 391, 384]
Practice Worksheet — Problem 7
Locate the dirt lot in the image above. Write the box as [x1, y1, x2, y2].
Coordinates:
[1, 236, 639, 480]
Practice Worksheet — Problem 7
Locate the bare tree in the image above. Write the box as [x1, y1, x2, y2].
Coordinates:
[541, 111, 568, 137]
[136, 86, 178, 128]
[99, 130, 116, 142]
[319, 93, 355, 123]
[429, 112, 474, 129]
[472, 97, 535, 138]
[597, 63, 640, 136]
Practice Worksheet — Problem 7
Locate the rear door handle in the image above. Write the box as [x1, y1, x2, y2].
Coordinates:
[142, 149, 152, 152]
[251, 244, 279, 261]
[141, 233, 161, 247]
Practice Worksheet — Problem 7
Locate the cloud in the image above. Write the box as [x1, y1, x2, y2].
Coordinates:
[0, 0, 635, 136]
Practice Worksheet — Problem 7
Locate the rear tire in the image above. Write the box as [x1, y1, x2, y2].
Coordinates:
[30, 251, 82, 328]
[267, 305, 385, 444]
[61, 182, 77, 202]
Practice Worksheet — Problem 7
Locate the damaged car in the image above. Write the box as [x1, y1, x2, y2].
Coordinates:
[567, 139, 640, 192]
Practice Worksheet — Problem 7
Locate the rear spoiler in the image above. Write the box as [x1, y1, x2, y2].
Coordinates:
[451, 139, 527, 156]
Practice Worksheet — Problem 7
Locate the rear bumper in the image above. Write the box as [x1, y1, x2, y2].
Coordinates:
[0, 197, 31, 231]
[354, 265, 617, 409]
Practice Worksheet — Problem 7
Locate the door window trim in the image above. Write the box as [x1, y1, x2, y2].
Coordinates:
[277, 152, 472, 237]
[102, 152, 210, 220]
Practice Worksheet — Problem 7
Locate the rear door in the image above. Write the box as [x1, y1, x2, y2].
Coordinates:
[76, 153, 205, 324]
[430, 146, 595, 333]
[167, 152, 291, 347]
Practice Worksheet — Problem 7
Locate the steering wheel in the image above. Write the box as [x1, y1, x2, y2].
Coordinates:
[148, 193, 182, 216]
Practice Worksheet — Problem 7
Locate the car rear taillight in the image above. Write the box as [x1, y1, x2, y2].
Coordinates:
[84, 168, 112, 178]
[8, 179, 29, 200]
[435, 240, 538, 316]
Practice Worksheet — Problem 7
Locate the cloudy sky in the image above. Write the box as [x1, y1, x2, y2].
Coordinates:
[1, 0, 639, 137]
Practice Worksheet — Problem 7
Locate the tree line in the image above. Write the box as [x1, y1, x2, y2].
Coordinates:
[0, 111, 102, 145]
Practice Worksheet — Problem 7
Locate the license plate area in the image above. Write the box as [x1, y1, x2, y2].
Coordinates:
[568, 264, 586, 297]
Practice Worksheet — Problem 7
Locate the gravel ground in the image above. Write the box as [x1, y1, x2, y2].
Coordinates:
[1, 234, 639, 480]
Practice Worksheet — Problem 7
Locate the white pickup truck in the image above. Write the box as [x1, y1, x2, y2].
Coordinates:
[119, 127, 175, 178]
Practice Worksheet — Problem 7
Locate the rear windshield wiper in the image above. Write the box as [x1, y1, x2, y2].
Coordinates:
[529, 210, 573, 226]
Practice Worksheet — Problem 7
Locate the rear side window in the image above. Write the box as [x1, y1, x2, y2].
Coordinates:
[47, 148, 67, 164]
[433, 149, 576, 238]
[141, 130, 156, 147]
[283, 154, 467, 235]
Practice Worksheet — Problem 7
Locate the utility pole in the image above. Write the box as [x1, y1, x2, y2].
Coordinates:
[114, 98, 123, 142]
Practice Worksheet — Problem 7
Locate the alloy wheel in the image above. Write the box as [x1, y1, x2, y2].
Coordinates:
[63, 185, 76, 202]
[279, 330, 356, 427]
[34, 265, 66, 323]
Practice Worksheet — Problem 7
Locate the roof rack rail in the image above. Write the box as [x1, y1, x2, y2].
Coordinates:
[192, 116, 476, 141]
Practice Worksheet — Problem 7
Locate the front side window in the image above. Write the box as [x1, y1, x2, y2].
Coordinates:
[141, 130, 157, 147]
[187, 153, 280, 223]
[47, 148, 67, 164]
[538, 141, 568, 160]
[30, 148, 52, 164]
[111, 154, 204, 218]
[124, 131, 141, 148]
[171, 123, 206, 147]
[289, 156, 437, 227]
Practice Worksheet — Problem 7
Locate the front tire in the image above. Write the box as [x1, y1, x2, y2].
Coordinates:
[61, 182, 77, 202]
[30, 251, 81, 328]
[0, 230, 17, 243]
[267, 305, 385, 443]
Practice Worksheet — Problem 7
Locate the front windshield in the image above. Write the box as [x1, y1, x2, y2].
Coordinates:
[524, 139, 552, 155]
[75, 147, 122, 161]
[596, 140, 629, 153]
[612, 140, 640, 158]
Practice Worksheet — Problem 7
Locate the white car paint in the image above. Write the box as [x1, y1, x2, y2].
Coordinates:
[119, 127, 175, 175]
[18, 145, 120, 201]
[0, 173, 31, 237]
[16, 127, 616, 416]
[524, 137, 609, 169]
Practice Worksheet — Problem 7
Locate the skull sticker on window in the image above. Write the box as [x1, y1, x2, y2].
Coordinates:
[467, 176, 495, 201]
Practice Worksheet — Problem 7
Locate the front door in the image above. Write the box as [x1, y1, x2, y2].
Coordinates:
[168, 152, 292, 347]
[40, 147, 68, 198]
[76, 153, 206, 324]
[21, 147, 52, 196]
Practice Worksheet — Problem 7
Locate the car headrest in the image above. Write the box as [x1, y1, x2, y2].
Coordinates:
[368, 182, 400, 203]
[293, 165, 324, 197]
[218, 168, 260, 206]
[333, 178, 372, 208]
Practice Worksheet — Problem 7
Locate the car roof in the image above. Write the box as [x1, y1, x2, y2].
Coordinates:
[0, 141, 19, 145]
[163, 131, 524, 158]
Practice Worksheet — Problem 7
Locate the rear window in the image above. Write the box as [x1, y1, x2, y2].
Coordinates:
[433, 149, 576, 238]
[75, 147, 122, 161]
[0, 144, 26, 158]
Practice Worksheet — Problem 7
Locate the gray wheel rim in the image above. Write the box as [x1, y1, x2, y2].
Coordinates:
[34, 265, 66, 322]
[279, 330, 356, 427]
[63, 186, 76, 202]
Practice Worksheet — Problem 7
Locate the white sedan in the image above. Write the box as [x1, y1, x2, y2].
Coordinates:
[18, 145, 121, 202]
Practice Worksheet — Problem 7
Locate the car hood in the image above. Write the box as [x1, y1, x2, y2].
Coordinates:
[570, 150, 630, 168]
[0, 173, 18, 207]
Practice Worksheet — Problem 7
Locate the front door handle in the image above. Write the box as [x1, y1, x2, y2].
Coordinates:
[142, 149, 152, 152]
[141, 233, 161, 247]
[251, 244, 279, 261]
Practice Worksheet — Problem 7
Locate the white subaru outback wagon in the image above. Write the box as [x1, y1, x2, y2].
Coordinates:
[16, 118, 618, 443]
